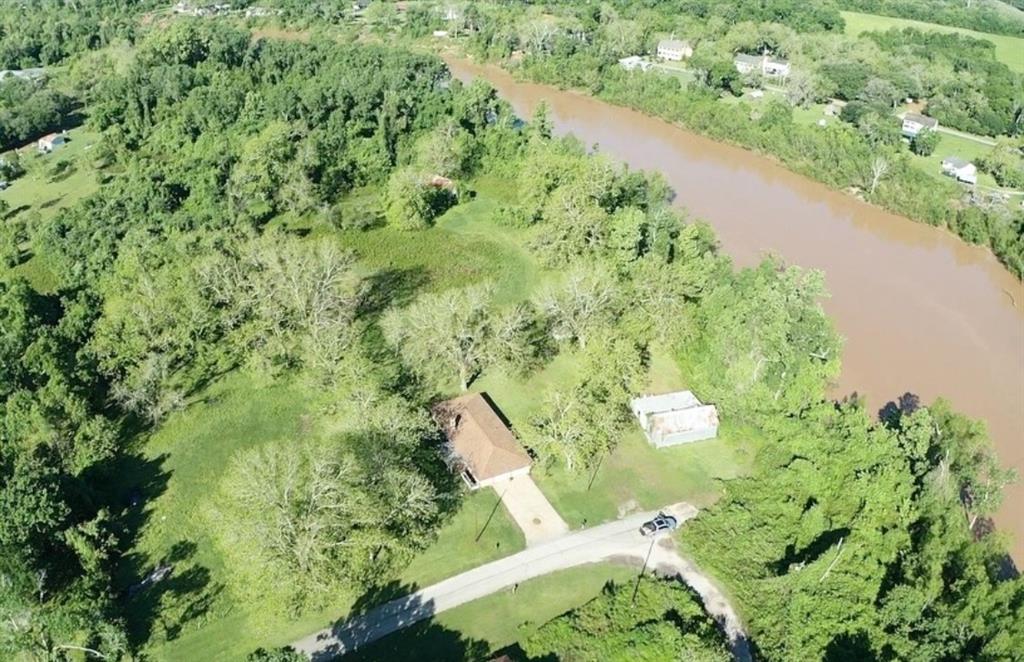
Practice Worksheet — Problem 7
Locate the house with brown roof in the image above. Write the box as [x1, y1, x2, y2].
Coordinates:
[433, 393, 532, 489]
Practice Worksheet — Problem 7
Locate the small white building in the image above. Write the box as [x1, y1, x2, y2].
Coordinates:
[432, 30, 450, 38]
[631, 391, 719, 448]
[618, 55, 651, 72]
[657, 39, 693, 62]
[763, 56, 790, 77]
[37, 132, 66, 153]
[941, 157, 978, 185]
[902, 112, 938, 138]
[0, 68, 44, 81]
[734, 53, 790, 77]
[734, 53, 762, 75]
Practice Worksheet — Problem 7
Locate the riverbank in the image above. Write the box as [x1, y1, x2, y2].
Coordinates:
[443, 56, 1024, 564]
[445, 42, 1023, 279]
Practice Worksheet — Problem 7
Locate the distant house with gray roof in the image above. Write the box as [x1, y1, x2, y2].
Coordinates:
[941, 157, 977, 185]
[902, 112, 938, 138]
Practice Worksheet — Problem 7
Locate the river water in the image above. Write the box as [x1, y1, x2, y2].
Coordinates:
[446, 58, 1024, 564]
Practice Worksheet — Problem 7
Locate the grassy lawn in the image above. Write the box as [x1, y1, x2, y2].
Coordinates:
[652, 61, 697, 86]
[1, 128, 101, 291]
[346, 562, 640, 661]
[400, 489, 525, 587]
[841, 10, 1024, 73]
[0, 128, 101, 220]
[474, 349, 758, 528]
[109, 370, 526, 661]
[908, 130, 1002, 188]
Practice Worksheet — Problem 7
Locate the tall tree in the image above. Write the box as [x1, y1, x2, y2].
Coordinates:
[383, 283, 499, 391]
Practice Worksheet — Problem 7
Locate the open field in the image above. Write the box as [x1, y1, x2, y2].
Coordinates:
[841, 10, 1024, 73]
[345, 562, 640, 661]
[1, 128, 101, 291]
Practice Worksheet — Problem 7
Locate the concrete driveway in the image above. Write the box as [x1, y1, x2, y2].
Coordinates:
[292, 502, 751, 661]
[491, 474, 568, 546]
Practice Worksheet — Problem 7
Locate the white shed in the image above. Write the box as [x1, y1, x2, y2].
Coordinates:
[631, 391, 719, 448]
[941, 157, 978, 185]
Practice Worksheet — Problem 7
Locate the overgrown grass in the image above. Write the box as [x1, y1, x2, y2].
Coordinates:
[327, 187, 542, 304]
[841, 10, 1024, 73]
[346, 562, 640, 661]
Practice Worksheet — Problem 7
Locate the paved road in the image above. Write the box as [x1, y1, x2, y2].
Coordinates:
[292, 503, 751, 661]
[934, 125, 996, 147]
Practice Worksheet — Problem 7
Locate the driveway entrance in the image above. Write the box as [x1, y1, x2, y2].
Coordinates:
[491, 474, 568, 545]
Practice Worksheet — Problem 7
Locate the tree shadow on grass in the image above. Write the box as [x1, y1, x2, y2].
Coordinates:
[121, 539, 222, 647]
[823, 630, 873, 662]
[2, 203, 31, 219]
[357, 266, 430, 319]
[314, 580, 491, 662]
[90, 450, 220, 648]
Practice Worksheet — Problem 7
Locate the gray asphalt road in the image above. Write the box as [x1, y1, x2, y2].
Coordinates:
[292, 502, 750, 661]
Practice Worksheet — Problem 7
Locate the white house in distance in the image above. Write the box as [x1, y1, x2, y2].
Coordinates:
[631, 391, 719, 449]
[657, 39, 693, 61]
[763, 56, 790, 77]
[37, 132, 66, 153]
[902, 112, 938, 138]
[433, 392, 532, 490]
[734, 53, 790, 77]
[941, 157, 978, 185]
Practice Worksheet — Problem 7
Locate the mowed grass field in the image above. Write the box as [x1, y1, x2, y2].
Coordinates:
[0, 128, 102, 291]
[841, 10, 1024, 73]
[111, 371, 525, 661]
[475, 348, 758, 528]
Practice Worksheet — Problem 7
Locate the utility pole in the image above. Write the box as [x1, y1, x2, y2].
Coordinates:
[631, 535, 657, 604]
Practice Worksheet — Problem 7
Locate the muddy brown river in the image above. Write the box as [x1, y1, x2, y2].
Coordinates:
[446, 58, 1024, 564]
